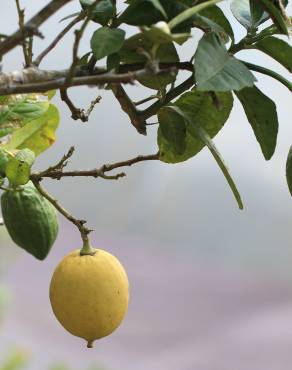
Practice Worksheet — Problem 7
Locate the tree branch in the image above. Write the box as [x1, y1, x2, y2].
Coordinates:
[0, 0, 73, 58]
[110, 83, 147, 135]
[31, 151, 160, 181]
[143, 75, 195, 119]
[15, 0, 31, 66]
[31, 178, 92, 244]
[34, 12, 85, 67]
[0, 64, 179, 95]
[65, 0, 101, 85]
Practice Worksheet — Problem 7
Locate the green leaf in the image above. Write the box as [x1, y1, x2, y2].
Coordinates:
[6, 148, 35, 186]
[231, 0, 268, 30]
[257, 0, 289, 35]
[148, 0, 167, 18]
[286, 146, 292, 196]
[197, 5, 234, 42]
[166, 105, 243, 209]
[168, 0, 222, 30]
[194, 33, 256, 91]
[107, 53, 121, 71]
[90, 27, 125, 60]
[0, 98, 49, 127]
[158, 90, 233, 163]
[80, 0, 116, 25]
[11, 101, 49, 123]
[122, 0, 196, 33]
[254, 36, 292, 73]
[119, 34, 179, 90]
[0, 128, 14, 138]
[5, 104, 60, 156]
[235, 85, 278, 160]
[59, 12, 81, 22]
[159, 107, 187, 155]
[243, 61, 292, 92]
[121, 0, 162, 26]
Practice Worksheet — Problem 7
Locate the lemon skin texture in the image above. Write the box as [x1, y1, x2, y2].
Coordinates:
[49, 249, 129, 348]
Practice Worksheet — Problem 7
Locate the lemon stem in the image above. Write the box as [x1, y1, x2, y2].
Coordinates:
[80, 238, 95, 256]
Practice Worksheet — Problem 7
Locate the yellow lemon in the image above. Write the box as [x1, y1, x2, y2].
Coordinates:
[49, 248, 129, 348]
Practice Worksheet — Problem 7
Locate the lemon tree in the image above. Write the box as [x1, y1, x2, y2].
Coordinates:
[0, 0, 290, 347]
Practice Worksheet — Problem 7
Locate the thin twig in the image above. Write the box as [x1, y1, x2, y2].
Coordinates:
[15, 0, 31, 66]
[31, 151, 160, 180]
[60, 89, 85, 120]
[65, 0, 100, 85]
[44, 146, 75, 174]
[87, 95, 102, 116]
[134, 95, 160, 106]
[30, 150, 159, 241]
[34, 12, 85, 66]
[31, 178, 92, 244]
[143, 75, 195, 119]
[60, 89, 102, 121]
[0, 0, 74, 58]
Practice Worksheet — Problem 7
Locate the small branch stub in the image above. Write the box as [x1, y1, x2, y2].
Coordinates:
[80, 238, 96, 257]
[87, 340, 94, 348]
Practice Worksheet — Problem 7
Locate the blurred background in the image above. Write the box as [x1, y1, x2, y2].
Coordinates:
[0, 1, 292, 369]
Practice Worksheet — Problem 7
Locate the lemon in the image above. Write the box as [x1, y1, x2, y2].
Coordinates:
[49, 247, 129, 348]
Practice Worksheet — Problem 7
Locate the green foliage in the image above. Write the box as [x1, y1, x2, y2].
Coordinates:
[254, 36, 292, 72]
[5, 149, 35, 186]
[158, 90, 233, 163]
[257, 0, 290, 35]
[0, 95, 49, 138]
[90, 27, 125, 60]
[235, 86, 279, 160]
[119, 33, 179, 89]
[194, 33, 256, 91]
[231, 0, 268, 30]
[121, 0, 190, 31]
[4, 104, 59, 156]
[0, 0, 291, 258]
[80, 0, 116, 25]
[195, 5, 234, 42]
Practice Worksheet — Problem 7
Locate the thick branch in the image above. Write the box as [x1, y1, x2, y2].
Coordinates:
[0, 67, 176, 96]
[111, 84, 147, 135]
[0, 0, 73, 57]
[0, 62, 190, 90]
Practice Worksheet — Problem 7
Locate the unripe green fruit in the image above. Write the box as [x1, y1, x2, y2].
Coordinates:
[1, 181, 58, 260]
